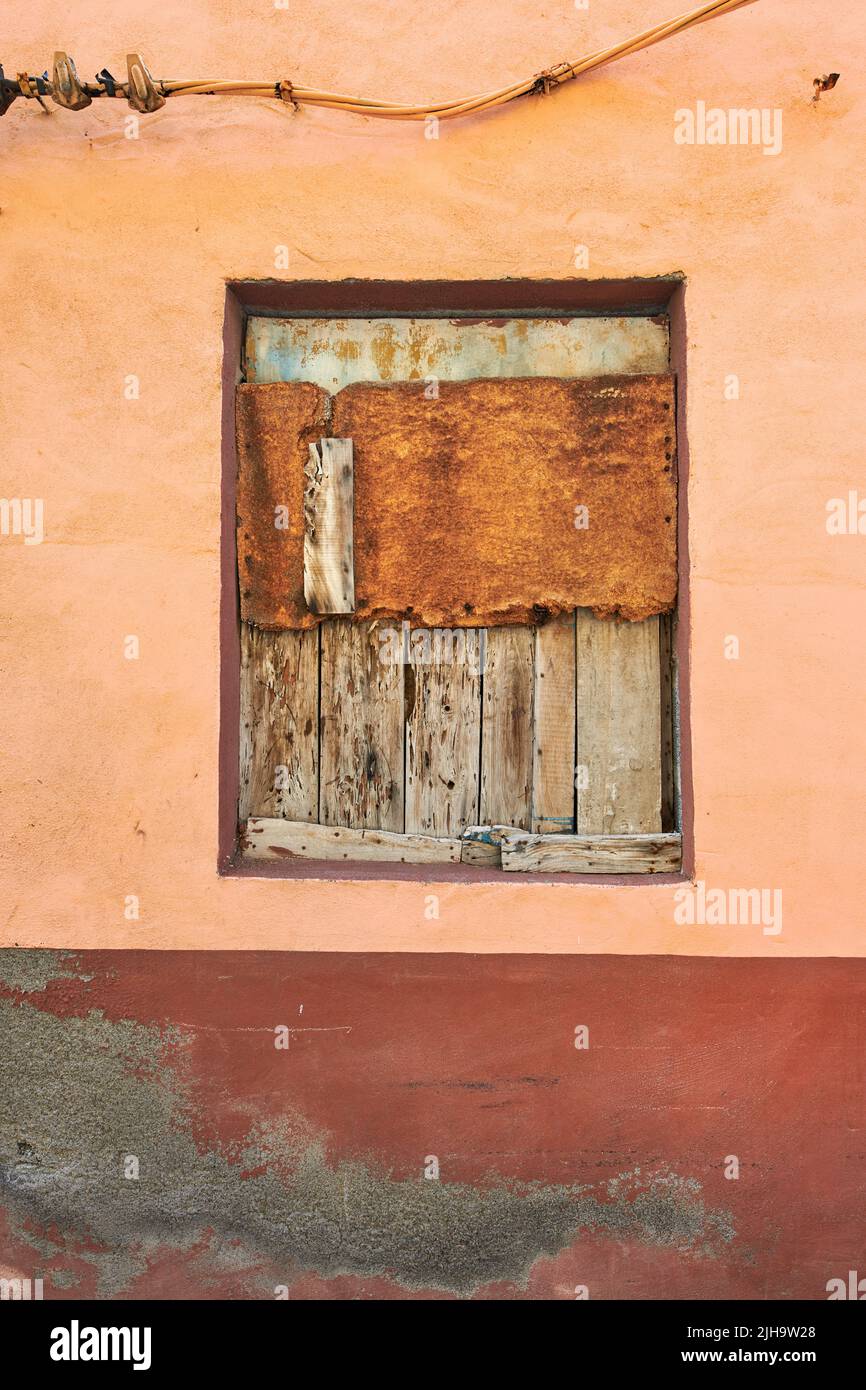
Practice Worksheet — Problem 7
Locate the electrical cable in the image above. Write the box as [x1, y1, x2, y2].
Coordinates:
[1, 0, 758, 124]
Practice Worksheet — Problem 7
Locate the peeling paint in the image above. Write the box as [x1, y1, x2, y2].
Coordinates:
[0, 949, 91, 994]
[245, 316, 669, 391]
[0, 995, 733, 1297]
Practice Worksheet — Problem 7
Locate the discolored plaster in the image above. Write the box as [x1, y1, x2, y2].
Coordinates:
[0, 991, 733, 1297]
[0, 3, 862, 957]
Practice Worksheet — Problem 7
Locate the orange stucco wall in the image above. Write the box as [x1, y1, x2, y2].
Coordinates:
[1, 1, 862, 954]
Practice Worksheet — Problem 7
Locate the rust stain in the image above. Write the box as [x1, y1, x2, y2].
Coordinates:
[237, 376, 677, 630]
[369, 324, 398, 380]
[812, 72, 840, 102]
[236, 382, 329, 628]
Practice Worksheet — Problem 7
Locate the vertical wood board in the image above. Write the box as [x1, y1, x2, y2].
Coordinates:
[659, 611, 677, 833]
[303, 438, 355, 615]
[320, 619, 405, 831]
[531, 613, 576, 833]
[239, 622, 319, 823]
[480, 627, 533, 829]
[405, 632, 482, 836]
[576, 609, 662, 835]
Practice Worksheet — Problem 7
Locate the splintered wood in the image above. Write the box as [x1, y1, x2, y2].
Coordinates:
[238, 609, 673, 871]
[405, 635, 482, 836]
[481, 628, 533, 830]
[531, 614, 576, 833]
[303, 438, 355, 615]
[239, 622, 318, 822]
[500, 831, 681, 874]
[460, 824, 519, 868]
[659, 612, 677, 832]
[243, 818, 461, 864]
[320, 620, 404, 831]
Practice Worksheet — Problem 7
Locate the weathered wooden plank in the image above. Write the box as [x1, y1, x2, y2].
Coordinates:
[480, 627, 533, 829]
[238, 622, 319, 822]
[303, 438, 355, 615]
[500, 831, 681, 874]
[459, 823, 521, 867]
[659, 611, 677, 833]
[405, 632, 482, 836]
[531, 613, 576, 833]
[320, 619, 404, 831]
[576, 609, 662, 835]
[242, 818, 460, 864]
[460, 841, 500, 866]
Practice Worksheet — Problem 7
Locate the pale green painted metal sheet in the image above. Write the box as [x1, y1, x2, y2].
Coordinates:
[245, 315, 669, 389]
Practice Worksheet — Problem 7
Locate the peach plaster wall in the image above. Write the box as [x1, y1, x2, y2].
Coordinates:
[1, 0, 863, 955]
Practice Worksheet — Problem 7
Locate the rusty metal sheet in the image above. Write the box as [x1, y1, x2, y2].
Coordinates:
[236, 381, 329, 628]
[237, 375, 676, 629]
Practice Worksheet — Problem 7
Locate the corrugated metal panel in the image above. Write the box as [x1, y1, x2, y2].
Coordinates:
[245, 315, 669, 389]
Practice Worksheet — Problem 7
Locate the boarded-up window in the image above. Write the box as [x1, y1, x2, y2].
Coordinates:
[236, 315, 681, 875]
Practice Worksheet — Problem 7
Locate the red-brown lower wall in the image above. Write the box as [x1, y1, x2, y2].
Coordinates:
[1, 951, 863, 1300]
